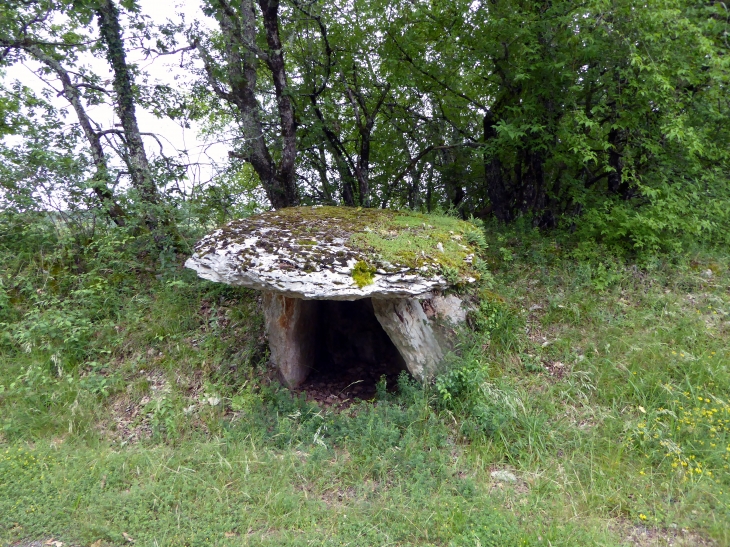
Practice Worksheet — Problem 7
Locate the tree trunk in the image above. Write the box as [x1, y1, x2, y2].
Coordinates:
[96, 0, 159, 208]
[27, 46, 126, 226]
[344, 82, 390, 207]
[483, 113, 513, 222]
[607, 127, 632, 199]
[259, 0, 299, 208]
[356, 132, 371, 207]
[200, 0, 299, 209]
[607, 127, 622, 194]
[314, 143, 334, 203]
[519, 148, 546, 215]
[309, 98, 357, 205]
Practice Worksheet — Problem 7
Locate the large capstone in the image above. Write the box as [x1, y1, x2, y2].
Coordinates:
[185, 206, 482, 387]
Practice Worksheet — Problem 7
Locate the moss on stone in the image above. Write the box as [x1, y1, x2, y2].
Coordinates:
[193, 206, 484, 283]
[352, 260, 376, 288]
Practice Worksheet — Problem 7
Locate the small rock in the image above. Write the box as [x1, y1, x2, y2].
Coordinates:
[701, 269, 713, 279]
[490, 470, 517, 483]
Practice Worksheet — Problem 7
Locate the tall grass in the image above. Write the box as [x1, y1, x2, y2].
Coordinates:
[1, 213, 728, 546]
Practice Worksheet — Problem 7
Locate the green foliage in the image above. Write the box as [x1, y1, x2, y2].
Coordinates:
[469, 295, 523, 351]
[3, 0, 729, 254]
[436, 353, 490, 404]
[465, 228, 487, 250]
[187, 162, 263, 226]
[381, 0, 729, 248]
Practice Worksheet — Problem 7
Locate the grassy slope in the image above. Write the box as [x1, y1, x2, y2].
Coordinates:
[0, 220, 728, 547]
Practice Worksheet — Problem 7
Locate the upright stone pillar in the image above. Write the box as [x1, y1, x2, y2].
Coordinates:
[261, 292, 319, 388]
[371, 298, 445, 382]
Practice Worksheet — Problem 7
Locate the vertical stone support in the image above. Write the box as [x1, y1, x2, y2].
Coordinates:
[371, 298, 445, 382]
[262, 291, 319, 388]
[421, 293, 468, 354]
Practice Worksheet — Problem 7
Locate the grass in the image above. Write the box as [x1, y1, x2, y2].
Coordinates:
[1, 214, 729, 546]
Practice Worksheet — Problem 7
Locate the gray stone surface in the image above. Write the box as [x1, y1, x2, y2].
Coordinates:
[186, 209, 477, 386]
[184, 208, 478, 300]
[421, 292, 468, 356]
[262, 291, 319, 388]
[490, 470, 518, 483]
[372, 298, 446, 381]
[185, 237, 452, 300]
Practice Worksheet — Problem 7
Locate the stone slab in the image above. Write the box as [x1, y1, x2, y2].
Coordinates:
[262, 291, 319, 388]
[184, 207, 479, 300]
[372, 298, 446, 381]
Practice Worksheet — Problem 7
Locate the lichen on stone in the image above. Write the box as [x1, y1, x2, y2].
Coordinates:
[186, 206, 484, 299]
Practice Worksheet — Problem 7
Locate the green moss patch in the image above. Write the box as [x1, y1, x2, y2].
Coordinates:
[352, 260, 376, 287]
[195, 206, 484, 282]
[349, 211, 481, 275]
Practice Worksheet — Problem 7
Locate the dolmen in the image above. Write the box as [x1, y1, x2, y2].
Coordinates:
[185, 206, 483, 388]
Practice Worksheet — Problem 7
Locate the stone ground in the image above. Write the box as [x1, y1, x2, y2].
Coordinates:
[294, 359, 404, 408]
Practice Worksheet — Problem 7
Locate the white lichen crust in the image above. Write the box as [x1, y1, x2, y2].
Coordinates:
[185, 219, 453, 300]
[185, 207, 474, 300]
[186, 206, 480, 300]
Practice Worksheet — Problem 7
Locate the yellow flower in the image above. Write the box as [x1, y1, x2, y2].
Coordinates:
[639, 514, 647, 521]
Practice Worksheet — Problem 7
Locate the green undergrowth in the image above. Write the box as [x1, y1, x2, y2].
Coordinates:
[1, 212, 729, 546]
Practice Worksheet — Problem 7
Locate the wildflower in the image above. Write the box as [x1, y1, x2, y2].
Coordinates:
[639, 514, 647, 521]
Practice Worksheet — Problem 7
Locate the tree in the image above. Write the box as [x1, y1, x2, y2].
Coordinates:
[95, 0, 159, 212]
[0, 0, 126, 225]
[384, 0, 730, 246]
[1, 0, 185, 243]
[193, 0, 299, 209]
